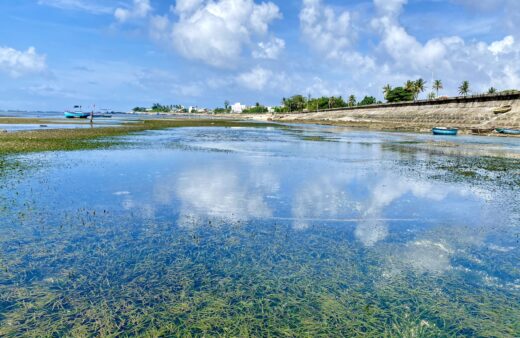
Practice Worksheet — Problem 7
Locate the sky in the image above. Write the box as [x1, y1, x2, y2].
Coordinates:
[0, 0, 519, 111]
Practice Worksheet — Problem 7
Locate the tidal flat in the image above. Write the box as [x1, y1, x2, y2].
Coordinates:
[0, 121, 519, 336]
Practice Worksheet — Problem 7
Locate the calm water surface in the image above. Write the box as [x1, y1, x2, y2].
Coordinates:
[0, 124, 519, 336]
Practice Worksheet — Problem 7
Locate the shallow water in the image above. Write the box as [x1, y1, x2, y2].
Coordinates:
[0, 124, 519, 336]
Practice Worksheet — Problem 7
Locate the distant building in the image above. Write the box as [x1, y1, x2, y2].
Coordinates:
[231, 102, 246, 113]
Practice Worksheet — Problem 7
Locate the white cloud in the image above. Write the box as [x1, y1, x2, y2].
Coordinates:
[150, 0, 282, 68]
[115, 0, 152, 22]
[236, 67, 273, 90]
[253, 37, 285, 59]
[299, 0, 375, 72]
[0, 46, 47, 78]
[488, 35, 514, 55]
[235, 66, 294, 92]
[38, 0, 113, 14]
[367, 0, 520, 94]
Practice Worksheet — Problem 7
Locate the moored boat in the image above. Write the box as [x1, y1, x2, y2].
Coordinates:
[471, 128, 494, 135]
[496, 128, 520, 135]
[493, 105, 512, 114]
[432, 127, 458, 136]
[64, 105, 90, 118]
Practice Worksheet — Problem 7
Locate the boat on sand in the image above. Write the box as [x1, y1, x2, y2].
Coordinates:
[432, 127, 458, 136]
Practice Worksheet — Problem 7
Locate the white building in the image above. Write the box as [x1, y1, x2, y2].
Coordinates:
[231, 102, 246, 113]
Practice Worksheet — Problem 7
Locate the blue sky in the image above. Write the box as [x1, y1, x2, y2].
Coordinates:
[0, 0, 519, 111]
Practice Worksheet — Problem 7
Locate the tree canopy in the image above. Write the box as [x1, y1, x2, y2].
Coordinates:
[385, 87, 414, 103]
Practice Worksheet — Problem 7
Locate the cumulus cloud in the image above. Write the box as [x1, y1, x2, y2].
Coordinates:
[235, 66, 294, 92]
[299, 0, 375, 71]
[0, 46, 47, 78]
[236, 67, 273, 90]
[252, 37, 285, 59]
[368, 0, 520, 94]
[150, 0, 282, 68]
[488, 35, 515, 55]
[115, 0, 152, 22]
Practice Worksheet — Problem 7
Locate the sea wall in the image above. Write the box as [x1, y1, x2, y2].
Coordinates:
[251, 93, 520, 132]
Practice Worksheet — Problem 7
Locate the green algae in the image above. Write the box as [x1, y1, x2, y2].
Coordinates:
[0, 119, 280, 156]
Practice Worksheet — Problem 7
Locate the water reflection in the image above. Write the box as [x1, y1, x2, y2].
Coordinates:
[174, 167, 273, 228]
[0, 124, 518, 336]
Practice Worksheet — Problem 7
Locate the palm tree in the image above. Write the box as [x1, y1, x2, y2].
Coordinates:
[282, 97, 288, 112]
[405, 80, 415, 92]
[348, 95, 356, 107]
[427, 92, 436, 100]
[383, 84, 392, 99]
[459, 81, 470, 97]
[433, 80, 443, 97]
[488, 87, 497, 94]
[414, 78, 426, 100]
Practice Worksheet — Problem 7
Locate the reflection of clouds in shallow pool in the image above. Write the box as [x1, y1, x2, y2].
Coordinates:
[355, 178, 450, 247]
[175, 167, 273, 228]
[354, 178, 484, 247]
[292, 175, 357, 230]
[403, 240, 453, 273]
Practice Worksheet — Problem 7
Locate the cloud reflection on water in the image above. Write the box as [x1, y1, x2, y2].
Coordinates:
[175, 167, 273, 228]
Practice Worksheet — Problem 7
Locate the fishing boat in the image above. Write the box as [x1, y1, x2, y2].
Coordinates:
[493, 105, 512, 114]
[496, 128, 520, 135]
[432, 127, 458, 136]
[92, 113, 112, 118]
[64, 105, 90, 119]
[471, 128, 494, 135]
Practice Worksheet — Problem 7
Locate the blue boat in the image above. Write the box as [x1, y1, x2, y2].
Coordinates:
[65, 105, 90, 119]
[496, 128, 520, 135]
[432, 127, 458, 136]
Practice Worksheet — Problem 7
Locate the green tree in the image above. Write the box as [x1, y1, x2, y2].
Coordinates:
[427, 92, 436, 100]
[358, 96, 377, 106]
[386, 87, 414, 103]
[348, 95, 356, 107]
[488, 87, 497, 94]
[459, 80, 470, 96]
[383, 84, 392, 100]
[414, 78, 426, 100]
[433, 80, 443, 97]
[243, 103, 268, 114]
[404, 80, 415, 93]
[224, 100, 230, 112]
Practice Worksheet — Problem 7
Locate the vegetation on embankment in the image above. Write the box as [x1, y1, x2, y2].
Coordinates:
[0, 119, 272, 156]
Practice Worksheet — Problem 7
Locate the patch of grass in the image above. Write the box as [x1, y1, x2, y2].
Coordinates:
[0, 119, 279, 156]
[0, 117, 57, 124]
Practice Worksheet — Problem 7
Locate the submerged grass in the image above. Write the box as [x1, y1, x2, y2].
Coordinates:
[0, 215, 518, 337]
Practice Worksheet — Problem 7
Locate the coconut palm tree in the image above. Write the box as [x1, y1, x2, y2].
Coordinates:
[383, 84, 392, 99]
[414, 78, 426, 100]
[428, 92, 436, 100]
[405, 80, 415, 93]
[459, 81, 470, 97]
[433, 80, 443, 97]
[348, 95, 356, 107]
[488, 87, 497, 94]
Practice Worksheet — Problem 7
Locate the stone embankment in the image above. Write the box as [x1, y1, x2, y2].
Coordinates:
[245, 93, 520, 134]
